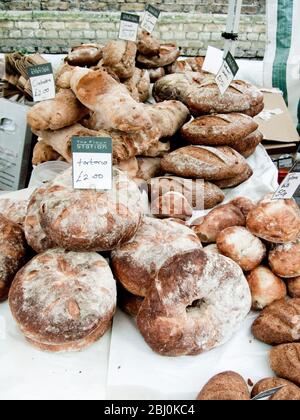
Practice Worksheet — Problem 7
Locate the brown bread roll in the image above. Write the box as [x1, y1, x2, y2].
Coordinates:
[0, 215, 27, 301]
[192, 203, 246, 244]
[214, 163, 253, 189]
[9, 249, 116, 352]
[252, 298, 300, 345]
[251, 377, 300, 400]
[231, 130, 263, 157]
[66, 43, 102, 67]
[247, 266, 287, 311]
[230, 197, 255, 218]
[197, 371, 250, 400]
[137, 44, 180, 69]
[246, 195, 300, 244]
[111, 217, 201, 297]
[269, 239, 300, 278]
[181, 113, 258, 146]
[287, 277, 300, 298]
[270, 344, 300, 386]
[148, 176, 225, 211]
[161, 146, 248, 181]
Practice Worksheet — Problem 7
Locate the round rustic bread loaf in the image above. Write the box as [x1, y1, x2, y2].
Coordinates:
[111, 217, 201, 297]
[246, 195, 300, 243]
[39, 168, 143, 252]
[217, 226, 266, 271]
[136, 249, 251, 356]
[247, 266, 287, 310]
[9, 248, 116, 352]
[197, 371, 250, 400]
[0, 215, 27, 301]
[269, 238, 300, 278]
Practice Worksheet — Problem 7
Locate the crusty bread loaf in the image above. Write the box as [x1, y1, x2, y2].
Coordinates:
[181, 113, 258, 146]
[137, 30, 160, 57]
[161, 146, 248, 181]
[197, 371, 250, 400]
[270, 344, 300, 386]
[269, 239, 300, 278]
[231, 130, 263, 158]
[247, 266, 287, 310]
[101, 40, 137, 79]
[252, 298, 300, 345]
[192, 203, 246, 243]
[151, 192, 193, 220]
[214, 163, 253, 189]
[66, 43, 102, 67]
[287, 277, 300, 298]
[252, 377, 300, 400]
[148, 176, 225, 211]
[217, 226, 266, 271]
[9, 249, 116, 352]
[247, 195, 300, 243]
[137, 44, 180, 69]
[116, 157, 139, 179]
[0, 215, 27, 301]
[136, 157, 162, 181]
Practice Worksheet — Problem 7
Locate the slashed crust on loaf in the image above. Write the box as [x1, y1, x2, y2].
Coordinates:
[231, 129, 263, 157]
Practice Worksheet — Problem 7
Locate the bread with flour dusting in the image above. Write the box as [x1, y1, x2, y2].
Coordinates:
[0, 197, 28, 228]
[269, 238, 300, 278]
[9, 248, 116, 352]
[137, 249, 251, 356]
[111, 217, 201, 297]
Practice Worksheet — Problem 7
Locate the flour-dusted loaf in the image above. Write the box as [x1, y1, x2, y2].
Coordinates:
[252, 298, 300, 345]
[247, 266, 287, 311]
[161, 146, 248, 181]
[181, 113, 258, 146]
[270, 344, 300, 386]
[111, 217, 201, 297]
[9, 249, 116, 352]
[137, 249, 251, 356]
[214, 163, 253, 189]
[137, 44, 180, 69]
[288, 277, 300, 298]
[269, 239, 300, 278]
[192, 203, 246, 243]
[0, 197, 28, 228]
[101, 40, 137, 79]
[66, 43, 102, 67]
[246, 195, 300, 243]
[230, 130, 263, 158]
[197, 372, 250, 400]
[148, 176, 225, 211]
[24, 185, 58, 253]
[0, 215, 27, 301]
[217, 226, 266, 271]
[252, 377, 300, 400]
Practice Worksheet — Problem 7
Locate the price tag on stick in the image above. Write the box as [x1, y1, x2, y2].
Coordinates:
[119, 12, 140, 42]
[215, 51, 239, 95]
[141, 5, 160, 34]
[273, 172, 300, 200]
[72, 137, 113, 191]
[28, 63, 55, 102]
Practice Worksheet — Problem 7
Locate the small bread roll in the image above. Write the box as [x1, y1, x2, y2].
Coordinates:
[197, 371, 250, 400]
[217, 226, 266, 271]
[247, 266, 287, 310]
[269, 239, 300, 278]
[287, 277, 300, 298]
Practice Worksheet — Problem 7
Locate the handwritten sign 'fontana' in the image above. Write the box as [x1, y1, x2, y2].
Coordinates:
[72, 137, 113, 191]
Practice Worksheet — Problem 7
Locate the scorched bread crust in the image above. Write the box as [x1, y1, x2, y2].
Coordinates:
[137, 249, 251, 356]
[9, 249, 116, 352]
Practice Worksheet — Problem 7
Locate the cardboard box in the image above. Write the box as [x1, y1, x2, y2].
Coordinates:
[0, 98, 33, 191]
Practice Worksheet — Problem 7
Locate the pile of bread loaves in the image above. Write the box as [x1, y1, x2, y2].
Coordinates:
[27, 31, 265, 221]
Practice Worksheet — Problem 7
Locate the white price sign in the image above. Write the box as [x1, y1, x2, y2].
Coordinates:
[119, 12, 140, 42]
[273, 172, 300, 200]
[141, 4, 160, 34]
[28, 63, 55, 102]
[72, 137, 113, 191]
[215, 51, 239, 95]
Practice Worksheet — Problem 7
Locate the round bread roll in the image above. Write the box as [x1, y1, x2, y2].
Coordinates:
[197, 371, 250, 400]
[192, 203, 246, 244]
[9, 249, 116, 352]
[287, 277, 300, 298]
[111, 217, 201, 297]
[269, 239, 300, 278]
[246, 195, 300, 243]
[39, 168, 143, 252]
[24, 185, 58, 253]
[230, 197, 255, 218]
[247, 266, 287, 310]
[251, 377, 300, 400]
[217, 226, 266, 271]
[0, 215, 27, 301]
[137, 249, 251, 356]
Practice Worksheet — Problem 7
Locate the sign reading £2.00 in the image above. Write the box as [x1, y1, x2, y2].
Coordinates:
[27, 63, 55, 102]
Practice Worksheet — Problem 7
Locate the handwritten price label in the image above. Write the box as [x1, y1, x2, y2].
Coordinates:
[141, 4, 160, 34]
[119, 12, 140, 42]
[28, 63, 55, 102]
[215, 51, 239, 95]
[273, 172, 300, 200]
[72, 137, 113, 191]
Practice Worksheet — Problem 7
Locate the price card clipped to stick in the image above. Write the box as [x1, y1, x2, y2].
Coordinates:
[27, 63, 55, 102]
[273, 161, 300, 200]
[119, 12, 140, 42]
[215, 51, 239, 95]
[72, 137, 113, 191]
[141, 4, 160, 34]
